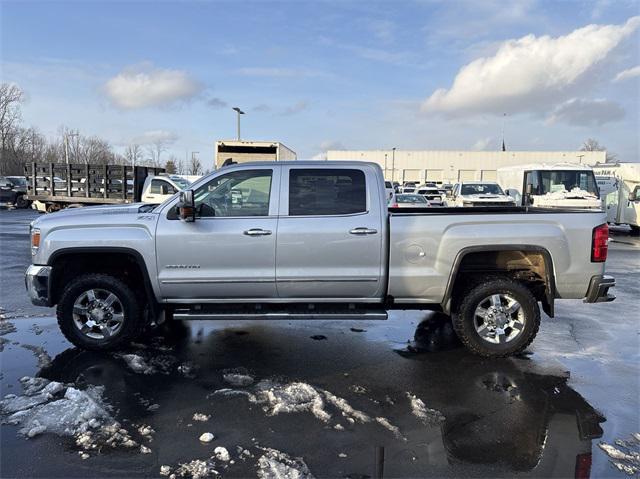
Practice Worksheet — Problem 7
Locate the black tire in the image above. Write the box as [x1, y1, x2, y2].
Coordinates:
[15, 194, 30, 209]
[57, 273, 144, 351]
[452, 277, 540, 358]
[630, 225, 640, 236]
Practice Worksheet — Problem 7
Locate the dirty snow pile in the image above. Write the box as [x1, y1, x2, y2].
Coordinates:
[0, 376, 149, 457]
[116, 351, 195, 378]
[160, 447, 233, 478]
[598, 434, 640, 476]
[20, 344, 52, 368]
[406, 392, 445, 426]
[214, 374, 407, 439]
[0, 319, 17, 336]
[256, 447, 314, 479]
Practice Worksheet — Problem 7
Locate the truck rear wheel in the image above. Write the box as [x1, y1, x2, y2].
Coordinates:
[452, 277, 540, 358]
[57, 273, 144, 351]
[15, 194, 30, 209]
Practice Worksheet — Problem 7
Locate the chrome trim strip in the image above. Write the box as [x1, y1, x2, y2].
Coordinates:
[276, 277, 379, 283]
[173, 312, 388, 320]
[164, 297, 383, 304]
[161, 278, 274, 284]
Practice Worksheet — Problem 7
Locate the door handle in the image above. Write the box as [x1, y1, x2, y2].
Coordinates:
[349, 227, 378, 235]
[244, 228, 272, 236]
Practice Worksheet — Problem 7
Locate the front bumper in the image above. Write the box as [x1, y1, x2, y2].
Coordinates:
[584, 275, 616, 303]
[25, 265, 52, 307]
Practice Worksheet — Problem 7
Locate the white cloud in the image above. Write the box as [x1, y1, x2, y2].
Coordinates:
[104, 63, 202, 109]
[422, 16, 640, 116]
[131, 129, 179, 145]
[613, 65, 640, 82]
[547, 98, 625, 126]
[365, 19, 395, 43]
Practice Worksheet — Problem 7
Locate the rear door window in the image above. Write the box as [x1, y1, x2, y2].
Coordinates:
[288, 169, 366, 216]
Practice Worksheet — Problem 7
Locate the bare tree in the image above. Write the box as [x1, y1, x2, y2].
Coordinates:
[189, 153, 203, 175]
[165, 155, 178, 174]
[580, 138, 617, 163]
[125, 144, 143, 166]
[146, 140, 169, 168]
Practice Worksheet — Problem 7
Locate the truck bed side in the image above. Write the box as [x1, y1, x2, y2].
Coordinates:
[388, 208, 607, 304]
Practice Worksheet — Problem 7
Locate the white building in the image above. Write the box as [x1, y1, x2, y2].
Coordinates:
[326, 150, 606, 184]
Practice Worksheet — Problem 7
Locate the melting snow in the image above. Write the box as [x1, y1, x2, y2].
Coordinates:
[256, 447, 314, 479]
[214, 446, 230, 462]
[199, 432, 215, 443]
[406, 392, 445, 426]
[375, 417, 405, 441]
[193, 413, 210, 422]
[599, 435, 640, 476]
[117, 354, 156, 375]
[223, 373, 255, 387]
[0, 320, 16, 336]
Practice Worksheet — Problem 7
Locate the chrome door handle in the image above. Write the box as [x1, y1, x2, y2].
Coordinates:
[244, 228, 272, 236]
[349, 227, 378, 235]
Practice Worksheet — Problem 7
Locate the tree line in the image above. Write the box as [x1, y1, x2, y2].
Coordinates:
[0, 83, 204, 176]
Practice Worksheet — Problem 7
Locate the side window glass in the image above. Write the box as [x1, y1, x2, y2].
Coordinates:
[288, 169, 366, 216]
[193, 170, 272, 217]
[150, 179, 163, 194]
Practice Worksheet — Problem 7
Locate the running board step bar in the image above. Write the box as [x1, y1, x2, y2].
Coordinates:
[172, 305, 388, 321]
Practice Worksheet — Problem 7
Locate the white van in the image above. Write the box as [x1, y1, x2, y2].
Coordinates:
[593, 163, 640, 235]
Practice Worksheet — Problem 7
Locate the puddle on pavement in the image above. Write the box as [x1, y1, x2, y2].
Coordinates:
[0, 315, 615, 478]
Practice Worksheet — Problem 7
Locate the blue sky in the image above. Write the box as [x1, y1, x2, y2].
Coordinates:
[2, 0, 639, 167]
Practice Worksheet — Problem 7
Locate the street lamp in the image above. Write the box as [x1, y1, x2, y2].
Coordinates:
[232, 107, 245, 140]
[391, 147, 396, 183]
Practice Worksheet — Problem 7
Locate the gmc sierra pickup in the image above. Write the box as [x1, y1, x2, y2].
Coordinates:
[25, 161, 615, 357]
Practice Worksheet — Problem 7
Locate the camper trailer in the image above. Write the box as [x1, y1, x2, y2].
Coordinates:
[593, 162, 640, 235]
[497, 163, 601, 209]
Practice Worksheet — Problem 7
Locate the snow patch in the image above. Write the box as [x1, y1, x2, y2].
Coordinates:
[256, 447, 314, 479]
[375, 417, 405, 441]
[20, 344, 52, 368]
[199, 432, 215, 443]
[599, 435, 640, 476]
[192, 413, 210, 422]
[214, 446, 230, 462]
[251, 380, 331, 422]
[223, 373, 255, 387]
[117, 354, 156, 374]
[406, 392, 445, 425]
[0, 320, 16, 336]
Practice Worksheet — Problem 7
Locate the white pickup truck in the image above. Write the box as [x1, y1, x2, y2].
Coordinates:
[25, 161, 615, 357]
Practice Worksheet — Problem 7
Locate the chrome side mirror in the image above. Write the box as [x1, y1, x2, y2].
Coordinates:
[177, 190, 195, 222]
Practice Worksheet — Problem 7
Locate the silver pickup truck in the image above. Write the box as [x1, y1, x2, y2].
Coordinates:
[25, 161, 615, 357]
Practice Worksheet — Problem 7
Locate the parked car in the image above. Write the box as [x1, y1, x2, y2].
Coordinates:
[26, 161, 615, 358]
[445, 181, 516, 207]
[0, 175, 30, 208]
[392, 193, 430, 208]
[416, 185, 444, 206]
[384, 181, 395, 203]
[400, 181, 418, 193]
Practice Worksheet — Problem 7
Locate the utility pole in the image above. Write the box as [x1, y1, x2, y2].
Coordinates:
[384, 153, 388, 179]
[232, 107, 245, 140]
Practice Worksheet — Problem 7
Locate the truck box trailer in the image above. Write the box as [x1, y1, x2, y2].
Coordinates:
[214, 140, 296, 169]
[593, 162, 640, 234]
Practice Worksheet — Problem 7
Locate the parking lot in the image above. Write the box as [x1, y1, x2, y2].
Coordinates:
[1, 208, 639, 478]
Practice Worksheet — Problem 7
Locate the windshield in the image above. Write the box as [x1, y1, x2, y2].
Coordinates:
[461, 184, 504, 195]
[397, 194, 427, 203]
[169, 177, 192, 189]
[538, 170, 599, 196]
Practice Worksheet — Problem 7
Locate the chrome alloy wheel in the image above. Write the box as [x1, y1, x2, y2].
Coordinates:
[72, 289, 125, 340]
[473, 294, 525, 344]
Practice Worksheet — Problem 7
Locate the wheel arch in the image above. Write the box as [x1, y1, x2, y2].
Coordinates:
[48, 247, 159, 318]
[442, 245, 557, 318]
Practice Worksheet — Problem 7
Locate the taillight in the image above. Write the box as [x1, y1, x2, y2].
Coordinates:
[574, 453, 592, 479]
[591, 223, 608, 262]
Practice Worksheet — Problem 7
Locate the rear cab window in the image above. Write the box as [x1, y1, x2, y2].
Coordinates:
[288, 169, 367, 216]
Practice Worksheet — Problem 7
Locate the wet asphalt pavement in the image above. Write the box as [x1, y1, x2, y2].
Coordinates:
[1, 209, 639, 478]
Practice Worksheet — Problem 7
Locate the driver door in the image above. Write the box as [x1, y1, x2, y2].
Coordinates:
[155, 166, 280, 300]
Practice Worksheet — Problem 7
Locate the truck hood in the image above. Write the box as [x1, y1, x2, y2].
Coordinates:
[32, 203, 154, 227]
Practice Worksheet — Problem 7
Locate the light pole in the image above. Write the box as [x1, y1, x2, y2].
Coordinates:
[232, 107, 245, 140]
[384, 153, 388, 179]
[391, 147, 396, 183]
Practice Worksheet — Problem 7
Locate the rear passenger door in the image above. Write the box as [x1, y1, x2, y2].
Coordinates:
[275, 166, 384, 300]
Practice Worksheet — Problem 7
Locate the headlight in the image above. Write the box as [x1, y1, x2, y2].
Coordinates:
[31, 228, 41, 255]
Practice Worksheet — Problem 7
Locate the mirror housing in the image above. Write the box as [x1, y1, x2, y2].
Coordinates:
[177, 190, 195, 222]
[630, 189, 638, 201]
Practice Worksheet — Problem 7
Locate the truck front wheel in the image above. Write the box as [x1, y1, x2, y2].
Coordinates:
[57, 273, 144, 350]
[452, 278, 540, 358]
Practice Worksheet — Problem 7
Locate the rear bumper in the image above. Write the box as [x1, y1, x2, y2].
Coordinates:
[25, 265, 52, 307]
[584, 275, 616, 303]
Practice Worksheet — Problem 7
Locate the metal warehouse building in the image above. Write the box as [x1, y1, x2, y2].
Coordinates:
[326, 150, 606, 184]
